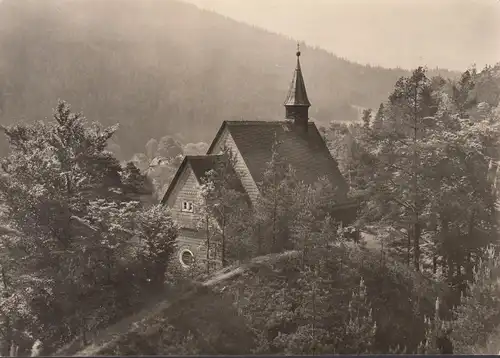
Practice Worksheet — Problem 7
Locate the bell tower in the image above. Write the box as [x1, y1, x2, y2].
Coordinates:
[284, 43, 311, 132]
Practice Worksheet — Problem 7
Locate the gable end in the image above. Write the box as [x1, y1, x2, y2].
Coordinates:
[161, 156, 190, 205]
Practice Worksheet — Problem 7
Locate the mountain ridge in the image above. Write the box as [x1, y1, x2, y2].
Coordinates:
[0, 0, 460, 158]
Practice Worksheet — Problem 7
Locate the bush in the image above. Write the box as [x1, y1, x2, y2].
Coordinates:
[451, 246, 500, 353]
[218, 244, 442, 354]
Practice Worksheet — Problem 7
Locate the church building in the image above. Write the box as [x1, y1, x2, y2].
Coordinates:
[161, 45, 357, 267]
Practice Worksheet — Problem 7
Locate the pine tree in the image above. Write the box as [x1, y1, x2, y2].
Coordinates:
[255, 138, 298, 253]
[199, 146, 249, 267]
[451, 69, 477, 117]
[450, 246, 500, 353]
[362, 108, 372, 128]
[372, 103, 385, 132]
[342, 277, 377, 353]
[0, 100, 178, 352]
[352, 67, 499, 276]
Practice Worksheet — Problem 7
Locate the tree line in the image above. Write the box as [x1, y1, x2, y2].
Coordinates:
[0, 63, 499, 355]
[156, 64, 500, 354]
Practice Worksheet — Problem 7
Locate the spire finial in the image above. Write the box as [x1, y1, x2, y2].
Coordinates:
[284, 40, 311, 130]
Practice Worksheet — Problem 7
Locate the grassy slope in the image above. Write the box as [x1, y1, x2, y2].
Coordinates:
[55, 251, 299, 356]
[64, 247, 444, 355]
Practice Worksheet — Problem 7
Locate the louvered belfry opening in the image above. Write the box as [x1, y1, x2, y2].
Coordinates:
[284, 44, 311, 133]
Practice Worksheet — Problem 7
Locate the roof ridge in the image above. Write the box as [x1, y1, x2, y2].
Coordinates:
[224, 120, 316, 126]
[185, 154, 222, 159]
[225, 120, 287, 125]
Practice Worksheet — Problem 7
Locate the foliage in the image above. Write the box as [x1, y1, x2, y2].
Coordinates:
[334, 67, 499, 284]
[450, 246, 500, 353]
[130, 136, 209, 200]
[198, 147, 251, 268]
[0, 46, 497, 355]
[91, 243, 440, 355]
[217, 244, 441, 354]
[133, 205, 178, 284]
[0, 101, 178, 353]
[255, 140, 300, 253]
[343, 278, 377, 353]
[323, 65, 500, 354]
[99, 283, 256, 356]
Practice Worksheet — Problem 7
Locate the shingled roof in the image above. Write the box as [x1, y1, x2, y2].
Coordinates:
[163, 46, 349, 207]
[161, 154, 247, 205]
[207, 120, 349, 197]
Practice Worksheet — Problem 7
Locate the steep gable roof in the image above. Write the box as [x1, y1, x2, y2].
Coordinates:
[207, 120, 349, 196]
[161, 154, 246, 205]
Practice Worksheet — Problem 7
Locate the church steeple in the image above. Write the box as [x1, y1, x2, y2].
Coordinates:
[284, 43, 311, 132]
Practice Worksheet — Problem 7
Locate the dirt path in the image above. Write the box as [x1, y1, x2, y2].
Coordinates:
[57, 251, 298, 356]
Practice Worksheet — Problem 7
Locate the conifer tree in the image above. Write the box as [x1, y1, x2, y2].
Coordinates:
[199, 146, 249, 267]
[0, 100, 178, 352]
[362, 108, 372, 128]
[255, 138, 298, 253]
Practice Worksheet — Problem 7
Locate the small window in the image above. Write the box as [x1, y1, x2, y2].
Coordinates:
[181, 201, 194, 213]
[179, 249, 195, 268]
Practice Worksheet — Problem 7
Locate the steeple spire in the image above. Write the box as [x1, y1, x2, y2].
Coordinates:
[284, 42, 311, 132]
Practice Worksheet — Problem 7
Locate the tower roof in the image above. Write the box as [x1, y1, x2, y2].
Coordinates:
[284, 43, 311, 107]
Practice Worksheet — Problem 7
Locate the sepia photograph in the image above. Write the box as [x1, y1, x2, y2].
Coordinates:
[0, 0, 499, 355]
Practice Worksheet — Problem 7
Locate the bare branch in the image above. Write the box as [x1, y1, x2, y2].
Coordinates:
[69, 215, 98, 232]
[0, 226, 21, 237]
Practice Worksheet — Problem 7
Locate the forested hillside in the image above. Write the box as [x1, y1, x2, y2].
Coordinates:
[0, 65, 499, 356]
[50, 63, 500, 357]
[0, 0, 457, 159]
[1, 0, 500, 355]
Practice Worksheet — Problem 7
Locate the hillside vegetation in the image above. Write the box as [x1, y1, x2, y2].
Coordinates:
[0, 65, 499, 354]
[74, 247, 443, 356]
[59, 63, 500, 356]
[1, 0, 500, 355]
[0, 0, 457, 159]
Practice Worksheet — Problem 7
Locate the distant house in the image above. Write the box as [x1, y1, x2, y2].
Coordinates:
[161, 46, 357, 267]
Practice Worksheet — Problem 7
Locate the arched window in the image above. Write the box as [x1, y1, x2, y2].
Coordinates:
[179, 248, 195, 268]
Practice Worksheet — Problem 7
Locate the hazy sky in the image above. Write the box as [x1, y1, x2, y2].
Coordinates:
[183, 0, 500, 71]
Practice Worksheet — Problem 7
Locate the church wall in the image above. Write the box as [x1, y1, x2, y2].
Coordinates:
[166, 165, 203, 231]
[176, 230, 206, 263]
[208, 127, 260, 205]
[166, 166, 209, 265]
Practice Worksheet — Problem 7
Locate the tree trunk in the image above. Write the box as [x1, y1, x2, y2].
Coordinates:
[302, 230, 307, 269]
[221, 211, 226, 268]
[311, 280, 317, 355]
[81, 316, 88, 346]
[272, 167, 278, 252]
[272, 196, 277, 252]
[1, 267, 12, 357]
[465, 213, 475, 280]
[1, 267, 8, 290]
[205, 216, 210, 275]
[106, 250, 112, 283]
[413, 221, 421, 272]
[412, 76, 421, 272]
[380, 238, 385, 267]
[1, 316, 12, 357]
[407, 228, 411, 266]
[10, 341, 18, 357]
[256, 224, 262, 256]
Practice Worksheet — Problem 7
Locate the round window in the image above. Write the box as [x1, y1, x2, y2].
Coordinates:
[179, 249, 195, 268]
